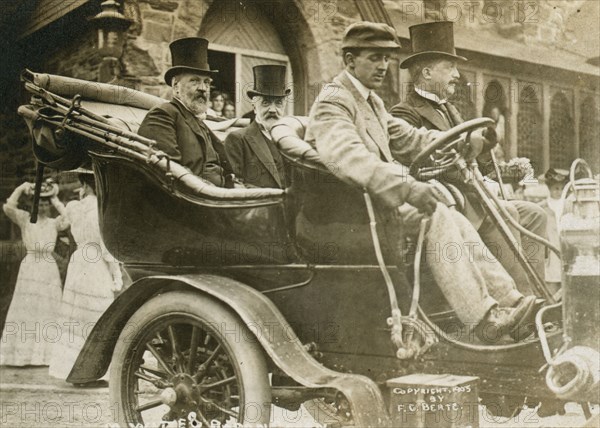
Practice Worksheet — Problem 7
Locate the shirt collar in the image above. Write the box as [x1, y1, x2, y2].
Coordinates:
[414, 86, 446, 105]
[345, 71, 372, 100]
[255, 119, 272, 141]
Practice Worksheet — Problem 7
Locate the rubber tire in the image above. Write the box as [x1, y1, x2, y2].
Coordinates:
[109, 290, 271, 426]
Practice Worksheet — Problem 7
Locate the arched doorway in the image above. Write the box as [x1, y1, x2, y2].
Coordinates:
[483, 80, 508, 162]
[579, 96, 600, 173]
[549, 91, 575, 169]
[199, 0, 293, 118]
[197, 0, 319, 116]
[517, 84, 543, 174]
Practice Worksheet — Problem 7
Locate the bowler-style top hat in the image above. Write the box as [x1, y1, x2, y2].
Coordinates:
[400, 21, 467, 69]
[342, 21, 401, 50]
[164, 37, 218, 86]
[246, 65, 291, 98]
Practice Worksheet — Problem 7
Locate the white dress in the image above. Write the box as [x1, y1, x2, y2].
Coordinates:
[48, 195, 119, 380]
[0, 205, 63, 366]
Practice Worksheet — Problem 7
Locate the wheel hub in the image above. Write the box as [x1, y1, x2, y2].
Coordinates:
[162, 373, 199, 418]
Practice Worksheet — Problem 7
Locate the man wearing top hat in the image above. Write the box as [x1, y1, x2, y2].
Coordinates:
[224, 65, 290, 188]
[305, 21, 538, 343]
[138, 37, 231, 187]
[390, 21, 548, 297]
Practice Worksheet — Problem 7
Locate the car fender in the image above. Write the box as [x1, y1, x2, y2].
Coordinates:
[68, 273, 391, 427]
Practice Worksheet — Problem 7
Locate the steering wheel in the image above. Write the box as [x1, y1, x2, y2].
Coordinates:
[409, 117, 495, 180]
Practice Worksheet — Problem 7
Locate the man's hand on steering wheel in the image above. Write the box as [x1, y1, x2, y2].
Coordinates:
[457, 128, 498, 161]
[406, 181, 441, 216]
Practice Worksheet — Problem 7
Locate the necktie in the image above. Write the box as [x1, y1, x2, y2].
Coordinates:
[367, 93, 378, 116]
[438, 102, 455, 128]
[441, 102, 464, 128]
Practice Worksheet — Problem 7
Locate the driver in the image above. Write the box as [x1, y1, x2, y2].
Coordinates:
[305, 21, 538, 343]
[389, 21, 548, 296]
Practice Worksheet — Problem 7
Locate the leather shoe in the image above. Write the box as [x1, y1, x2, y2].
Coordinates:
[475, 296, 537, 344]
[509, 296, 545, 341]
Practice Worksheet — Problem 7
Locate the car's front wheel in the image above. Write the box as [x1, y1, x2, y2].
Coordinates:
[109, 290, 271, 426]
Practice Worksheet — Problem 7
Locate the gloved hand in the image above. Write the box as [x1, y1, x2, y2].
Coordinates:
[458, 128, 496, 161]
[406, 182, 439, 216]
[482, 126, 498, 149]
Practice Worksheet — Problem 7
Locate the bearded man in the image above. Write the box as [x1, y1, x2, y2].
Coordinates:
[224, 65, 289, 188]
[138, 37, 230, 187]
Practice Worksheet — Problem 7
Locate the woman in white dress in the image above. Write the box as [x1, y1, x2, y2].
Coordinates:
[1, 181, 65, 366]
[49, 170, 122, 383]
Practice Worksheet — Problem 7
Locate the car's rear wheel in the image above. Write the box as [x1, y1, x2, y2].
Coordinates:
[110, 290, 271, 426]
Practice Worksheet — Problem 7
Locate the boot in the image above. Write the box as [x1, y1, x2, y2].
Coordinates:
[509, 297, 545, 341]
[475, 296, 537, 344]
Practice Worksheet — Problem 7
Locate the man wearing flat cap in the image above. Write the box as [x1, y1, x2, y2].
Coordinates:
[138, 37, 231, 187]
[305, 21, 538, 343]
[390, 21, 548, 296]
[224, 65, 290, 188]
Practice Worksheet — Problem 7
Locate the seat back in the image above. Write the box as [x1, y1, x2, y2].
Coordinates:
[270, 116, 393, 264]
[271, 116, 320, 164]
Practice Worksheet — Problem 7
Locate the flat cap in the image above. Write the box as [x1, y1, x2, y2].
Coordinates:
[342, 21, 401, 50]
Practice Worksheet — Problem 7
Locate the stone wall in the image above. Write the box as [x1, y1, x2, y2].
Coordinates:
[389, 0, 588, 48]
[116, 0, 363, 107]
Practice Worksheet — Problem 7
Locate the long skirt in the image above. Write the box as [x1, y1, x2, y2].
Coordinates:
[48, 247, 114, 380]
[1, 253, 63, 366]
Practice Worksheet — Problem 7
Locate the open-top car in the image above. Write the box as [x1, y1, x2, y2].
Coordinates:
[17, 70, 599, 427]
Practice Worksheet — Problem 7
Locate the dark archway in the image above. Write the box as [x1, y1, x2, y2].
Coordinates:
[549, 92, 575, 169]
[517, 84, 543, 174]
[579, 96, 600, 173]
[199, 0, 321, 115]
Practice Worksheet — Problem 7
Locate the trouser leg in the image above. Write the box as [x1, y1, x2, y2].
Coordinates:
[399, 203, 501, 325]
[511, 200, 547, 283]
[447, 206, 523, 307]
[478, 201, 535, 296]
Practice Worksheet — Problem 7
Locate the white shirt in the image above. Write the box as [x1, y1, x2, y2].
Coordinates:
[345, 71, 372, 101]
[547, 196, 564, 230]
[414, 87, 453, 125]
[414, 87, 446, 105]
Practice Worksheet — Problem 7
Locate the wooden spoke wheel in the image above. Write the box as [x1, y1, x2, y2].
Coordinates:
[110, 291, 271, 426]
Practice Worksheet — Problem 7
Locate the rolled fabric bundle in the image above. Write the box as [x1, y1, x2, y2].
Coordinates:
[23, 70, 166, 110]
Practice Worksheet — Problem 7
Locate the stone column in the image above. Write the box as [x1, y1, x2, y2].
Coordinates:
[542, 82, 551, 172]
[508, 77, 519, 159]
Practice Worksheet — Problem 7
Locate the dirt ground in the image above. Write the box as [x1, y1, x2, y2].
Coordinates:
[0, 366, 597, 427]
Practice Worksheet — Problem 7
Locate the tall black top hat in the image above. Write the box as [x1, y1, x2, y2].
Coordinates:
[400, 21, 467, 69]
[164, 37, 218, 86]
[246, 65, 291, 98]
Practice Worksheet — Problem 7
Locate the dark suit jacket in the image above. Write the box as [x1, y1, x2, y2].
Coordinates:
[389, 89, 462, 131]
[138, 98, 229, 186]
[224, 121, 285, 188]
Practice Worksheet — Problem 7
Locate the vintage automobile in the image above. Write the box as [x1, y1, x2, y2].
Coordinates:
[17, 70, 599, 427]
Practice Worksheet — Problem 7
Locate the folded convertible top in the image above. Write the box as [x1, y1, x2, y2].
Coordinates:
[23, 69, 166, 110]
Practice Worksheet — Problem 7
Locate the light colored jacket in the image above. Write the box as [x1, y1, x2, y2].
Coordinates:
[305, 71, 439, 210]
